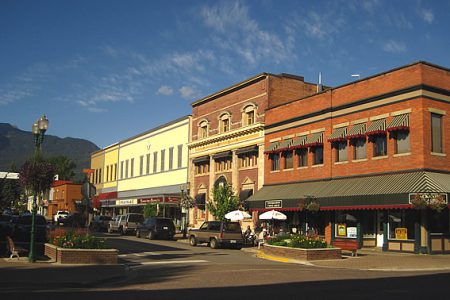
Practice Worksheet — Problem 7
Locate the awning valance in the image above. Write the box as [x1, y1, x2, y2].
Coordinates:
[239, 189, 253, 202]
[212, 151, 232, 160]
[328, 127, 347, 142]
[387, 114, 409, 132]
[366, 119, 386, 136]
[264, 141, 279, 154]
[278, 138, 293, 151]
[291, 135, 308, 149]
[346, 123, 366, 139]
[304, 132, 323, 147]
[192, 156, 210, 164]
[236, 145, 258, 156]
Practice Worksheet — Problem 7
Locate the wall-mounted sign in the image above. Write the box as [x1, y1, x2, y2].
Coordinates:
[337, 224, 347, 236]
[395, 228, 408, 240]
[101, 199, 116, 207]
[409, 193, 448, 204]
[347, 227, 357, 238]
[265, 200, 282, 208]
[138, 197, 180, 204]
[117, 199, 137, 206]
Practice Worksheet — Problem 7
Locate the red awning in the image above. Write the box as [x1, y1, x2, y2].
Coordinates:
[98, 191, 118, 200]
[92, 196, 101, 209]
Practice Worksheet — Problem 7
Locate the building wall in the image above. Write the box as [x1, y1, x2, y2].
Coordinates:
[90, 149, 105, 191]
[102, 144, 119, 191]
[264, 62, 450, 185]
[117, 116, 190, 194]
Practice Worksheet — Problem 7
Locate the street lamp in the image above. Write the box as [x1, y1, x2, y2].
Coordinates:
[180, 183, 195, 239]
[29, 114, 49, 262]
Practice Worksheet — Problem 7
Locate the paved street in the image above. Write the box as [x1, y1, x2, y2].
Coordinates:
[1, 234, 450, 299]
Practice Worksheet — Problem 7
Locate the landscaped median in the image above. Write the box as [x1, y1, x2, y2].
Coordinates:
[260, 235, 342, 261]
[44, 228, 118, 264]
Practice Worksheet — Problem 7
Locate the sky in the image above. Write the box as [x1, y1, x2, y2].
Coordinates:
[1, 0, 449, 149]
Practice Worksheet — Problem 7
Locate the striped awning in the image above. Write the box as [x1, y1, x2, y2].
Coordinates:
[387, 114, 409, 132]
[278, 138, 293, 151]
[346, 123, 366, 139]
[305, 132, 323, 147]
[366, 119, 386, 136]
[291, 135, 308, 148]
[264, 141, 279, 154]
[328, 127, 347, 142]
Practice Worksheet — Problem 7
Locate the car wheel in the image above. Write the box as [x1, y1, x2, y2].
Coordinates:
[136, 230, 141, 238]
[148, 231, 155, 240]
[118, 226, 123, 235]
[189, 236, 197, 246]
[210, 238, 218, 249]
[107, 225, 112, 233]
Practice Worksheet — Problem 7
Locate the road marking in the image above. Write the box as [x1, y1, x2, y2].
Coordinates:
[138, 260, 209, 266]
[119, 251, 163, 257]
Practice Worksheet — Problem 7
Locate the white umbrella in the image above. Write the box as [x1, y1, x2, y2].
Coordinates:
[259, 210, 287, 220]
[225, 210, 252, 221]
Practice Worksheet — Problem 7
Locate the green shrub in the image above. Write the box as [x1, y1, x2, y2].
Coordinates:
[267, 234, 327, 249]
[50, 230, 106, 249]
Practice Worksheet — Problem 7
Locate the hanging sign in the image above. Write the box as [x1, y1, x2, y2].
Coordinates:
[265, 200, 282, 208]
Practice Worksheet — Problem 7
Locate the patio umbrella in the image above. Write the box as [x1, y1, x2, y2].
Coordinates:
[225, 210, 252, 221]
[259, 210, 287, 220]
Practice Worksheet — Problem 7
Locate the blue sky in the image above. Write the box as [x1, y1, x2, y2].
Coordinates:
[1, 0, 449, 148]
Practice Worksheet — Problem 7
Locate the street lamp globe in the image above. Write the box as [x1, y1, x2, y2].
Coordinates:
[38, 114, 49, 131]
[32, 122, 39, 135]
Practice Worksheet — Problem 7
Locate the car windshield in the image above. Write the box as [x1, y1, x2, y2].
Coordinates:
[128, 214, 144, 223]
[157, 219, 174, 227]
[223, 222, 242, 233]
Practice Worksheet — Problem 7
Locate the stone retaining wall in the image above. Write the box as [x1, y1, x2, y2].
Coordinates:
[45, 243, 118, 264]
[263, 244, 341, 260]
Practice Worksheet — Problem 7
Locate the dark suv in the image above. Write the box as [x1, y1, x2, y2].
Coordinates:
[188, 221, 244, 249]
[136, 217, 176, 240]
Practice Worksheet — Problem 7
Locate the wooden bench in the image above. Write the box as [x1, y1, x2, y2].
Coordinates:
[333, 239, 359, 257]
[6, 236, 27, 259]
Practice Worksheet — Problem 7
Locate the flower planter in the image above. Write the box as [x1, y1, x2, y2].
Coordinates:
[45, 243, 118, 264]
[262, 244, 342, 261]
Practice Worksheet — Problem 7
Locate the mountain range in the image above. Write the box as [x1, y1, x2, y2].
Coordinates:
[0, 123, 99, 180]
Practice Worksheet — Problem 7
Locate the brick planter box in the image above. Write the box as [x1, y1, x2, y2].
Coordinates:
[262, 244, 342, 261]
[45, 243, 118, 264]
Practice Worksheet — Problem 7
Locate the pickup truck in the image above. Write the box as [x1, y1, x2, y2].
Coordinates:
[108, 213, 144, 235]
[188, 221, 244, 249]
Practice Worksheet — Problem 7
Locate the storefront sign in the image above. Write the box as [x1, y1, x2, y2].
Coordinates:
[101, 199, 116, 207]
[265, 200, 282, 209]
[138, 197, 180, 204]
[337, 224, 347, 236]
[409, 193, 448, 204]
[395, 228, 408, 240]
[117, 199, 137, 206]
[347, 227, 357, 238]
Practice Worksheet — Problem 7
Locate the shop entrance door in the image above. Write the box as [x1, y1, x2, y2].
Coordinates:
[376, 212, 384, 248]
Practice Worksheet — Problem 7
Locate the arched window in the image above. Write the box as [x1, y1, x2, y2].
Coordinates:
[219, 112, 231, 133]
[242, 104, 257, 126]
[198, 120, 209, 138]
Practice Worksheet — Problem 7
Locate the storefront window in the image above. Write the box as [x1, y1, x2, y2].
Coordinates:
[428, 209, 449, 234]
[361, 210, 376, 238]
[388, 210, 416, 240]
[335, 211, 358, 238]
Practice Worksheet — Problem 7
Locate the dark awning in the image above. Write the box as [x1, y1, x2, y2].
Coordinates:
[192, 156, 209, 164]
[264, 141, 279, 154]
[239, 189, 253, 202]
[346, 123, 366, 139]
[291, 135, 307, 148]
[278, 138, 293, 151]
[195, 193, 206, 206]
[366, 119, 386, 136]
[328, 127, 347, 142]
[212, 151, 232, 160]
[387, 114, 409, 132]
[236, 145, 258, 156]
[246, 171, 450, 210]
[304, 132, 323, 147]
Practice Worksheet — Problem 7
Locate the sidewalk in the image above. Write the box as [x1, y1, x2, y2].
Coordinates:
[244, 247, 450, 271]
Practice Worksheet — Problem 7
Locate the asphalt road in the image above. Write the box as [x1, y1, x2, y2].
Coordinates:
[2, 234, 450, 299]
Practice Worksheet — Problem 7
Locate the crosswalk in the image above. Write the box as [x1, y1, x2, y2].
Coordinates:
[118, 251, 210, 268]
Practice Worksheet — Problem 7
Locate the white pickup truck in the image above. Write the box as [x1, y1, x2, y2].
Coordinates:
[53, 211, 69, 224]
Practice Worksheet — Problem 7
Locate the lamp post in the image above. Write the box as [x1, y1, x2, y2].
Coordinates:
[29, 114, 49, 262]
[180, 183, 194, 239]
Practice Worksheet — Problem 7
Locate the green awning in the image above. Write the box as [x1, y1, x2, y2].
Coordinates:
[264, 141, 279, 153]
[291, 135, 307, 148]
[304, 132, 323, 146]
[387, 114, 409, 131]
[328, 127, 347, 142]
[346, 123, 366, 139]
[366, 119, 386, 135]
[247, 171, 450, 209]
[278, 138, 293, 150]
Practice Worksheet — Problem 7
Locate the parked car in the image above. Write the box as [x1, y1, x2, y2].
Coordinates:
[89, 215, 112, 232]
[53, 211, 69, 224]
[188, 221, 244, 249]
[58, 212, 86, 228]
[136, 217, 176, 240]
[10, 214, 48, 245]
[108, 213, 144, 235]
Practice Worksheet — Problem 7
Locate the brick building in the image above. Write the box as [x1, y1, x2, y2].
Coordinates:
[188, 73, 318, 227]
[247, 62, 450, 254]
[47, 180, 82, 219]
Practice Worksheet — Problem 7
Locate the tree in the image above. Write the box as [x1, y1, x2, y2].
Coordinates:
[48, 155, 76, 180]
[19, 156, 56, 197]
[207, 183, 240, 221]
[143, 203, 158, 218]
[0, 163, 24, 211]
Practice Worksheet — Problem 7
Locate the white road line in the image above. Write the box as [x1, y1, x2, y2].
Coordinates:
[119, 251, 163, 257]
[138, 260, 209, 266]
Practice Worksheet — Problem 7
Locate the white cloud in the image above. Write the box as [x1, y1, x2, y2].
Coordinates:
[179, 86, 196, 99]
[383, 40, 407, 53]
[419, 9, 434, 24]
[157, 85, 174, 96]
